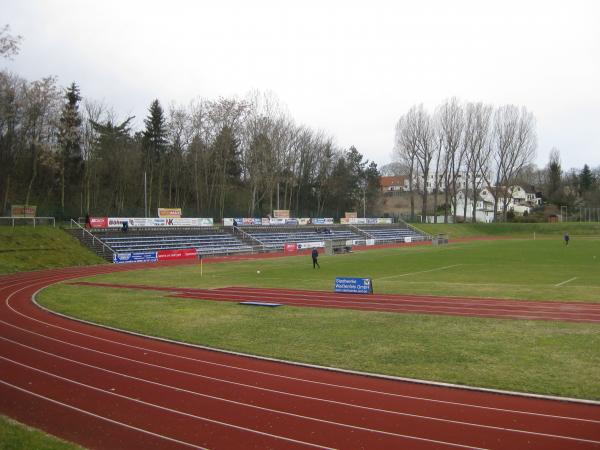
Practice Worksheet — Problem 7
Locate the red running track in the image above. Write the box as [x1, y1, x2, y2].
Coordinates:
[73, 282, 600, 323]
[1, 262, 600, 449]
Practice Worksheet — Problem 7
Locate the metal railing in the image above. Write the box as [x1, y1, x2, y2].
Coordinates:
[0, 216, 55, 227]
[396, 217, 432, 240]
[70, 219, 115, 258]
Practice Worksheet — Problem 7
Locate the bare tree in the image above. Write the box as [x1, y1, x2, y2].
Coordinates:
[486, 105, 537, 221]
[464, 102, 493, 222]
[394, 108, 420, 220]
[437, 98, 464, 223]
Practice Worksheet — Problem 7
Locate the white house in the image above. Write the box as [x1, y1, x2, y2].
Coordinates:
[455, 185, 542, 222]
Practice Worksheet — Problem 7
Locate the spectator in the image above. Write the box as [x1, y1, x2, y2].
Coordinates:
[84, 213, 91, 229]
[122, 221, 129, 233]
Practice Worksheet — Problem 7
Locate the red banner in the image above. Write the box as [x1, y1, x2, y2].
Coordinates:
[157, 248, 197, 261]
[283, 243, 298, 253]
[89, 217, 108, 228]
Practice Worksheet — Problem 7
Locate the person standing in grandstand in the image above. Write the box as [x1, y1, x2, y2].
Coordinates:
[312, 247, 320, 269]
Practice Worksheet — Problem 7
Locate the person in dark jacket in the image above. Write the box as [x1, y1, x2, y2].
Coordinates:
[311, 248, 320, 269]
[564, 232, 570, 246]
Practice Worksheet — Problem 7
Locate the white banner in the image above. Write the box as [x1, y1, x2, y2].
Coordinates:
[108, 217, 213, 228]
[366, 239, 375, 246]
[404, 236, 412, 243]
[297, 241, 325, 249]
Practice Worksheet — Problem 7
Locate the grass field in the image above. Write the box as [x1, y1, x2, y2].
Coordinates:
[38, 237, 600, 400]
[417, 221, 600, 238]
[0, 227, 104, 274]
[0, 416, 83, 450]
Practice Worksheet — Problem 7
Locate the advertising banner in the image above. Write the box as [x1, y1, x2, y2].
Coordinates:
[297, 218, 311, 225]
[157, 248, 197, 261]
[345, 212, 358, 219]
[158, 208, 182, 218]
[113, 251, 158, 264]
[334, 277, 373, 294]
[283, 243, 298, 253]
[366, 239, 375, 246]
[11, 205, 37, 217]
[296, 241, 325, 250]
[377, 218, 393, 224]
[89, 217, 108, 228]
[273, 209, 290, 219]
[269, 218, 287, 225]
[107, 217, 213, 228]
[312, 218, 334, 225]
[404, 236, 412, 243]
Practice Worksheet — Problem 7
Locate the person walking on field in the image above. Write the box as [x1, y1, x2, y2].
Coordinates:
[564, 232, 570, 246]
[311, 247, 320, 269]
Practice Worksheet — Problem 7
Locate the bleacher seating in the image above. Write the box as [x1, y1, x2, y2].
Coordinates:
[358, 226, 426, 243]
[245, 227, 362, 250]
[99, 231, 252, 256]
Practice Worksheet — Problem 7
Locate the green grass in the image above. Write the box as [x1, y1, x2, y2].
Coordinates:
[77, 238, 600, 302]
[38, 238, 600, 400]
[418, 221, 600, 238]
[0, 416, 83, 450]
[0, 227, 104, 274]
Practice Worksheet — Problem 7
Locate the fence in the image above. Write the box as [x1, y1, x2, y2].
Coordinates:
[0, 217, 55, 227]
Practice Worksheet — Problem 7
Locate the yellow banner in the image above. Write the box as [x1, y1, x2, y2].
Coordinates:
[158, 208, 182, 218]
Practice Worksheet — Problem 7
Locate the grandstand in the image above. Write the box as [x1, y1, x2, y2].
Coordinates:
[241, 226, 362, 250]
[68, 220, 429, 261]
[356, 224, 428, 244]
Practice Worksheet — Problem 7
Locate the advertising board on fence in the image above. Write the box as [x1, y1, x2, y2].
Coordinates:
[113, 252, 158, 264]
[283, 243, 298, 253]
[297, 241, 325, 250]
[11, 205, 37, 217]
[158, 208, 182, 218]
[107, 217, 213, 228]
[311, 218, 334, 225]
[334, 277, 373, 294]
[273, 209, 290, 219]
[157, 248, 197, 261]
[404, 236, 412, 243]
[89, 217, 108, 228]
[340, 217, 393, 225]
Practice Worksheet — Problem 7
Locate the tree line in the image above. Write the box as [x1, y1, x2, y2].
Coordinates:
[392, 99, 537, 222]
[0, 26, 380, 219]
[390, 98, 600, 222]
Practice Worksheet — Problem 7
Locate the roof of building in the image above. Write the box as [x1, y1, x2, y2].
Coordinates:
[380, 176, 407, 188]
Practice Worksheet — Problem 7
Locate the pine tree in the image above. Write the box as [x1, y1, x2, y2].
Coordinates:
[57, 82, 83, 215]
[579, 164, 594, 193]
[142, 99, 168, 211]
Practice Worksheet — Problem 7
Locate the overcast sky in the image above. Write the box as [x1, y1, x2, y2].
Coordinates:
[3, 0, 599, 171]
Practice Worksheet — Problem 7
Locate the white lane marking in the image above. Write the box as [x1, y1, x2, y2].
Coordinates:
[175, 290, 600, 318]
[3, 318, 600, 444]
[0, 355, 481, 450]
[5, 271, 600, 424]
[0, 379, 204, 449]
[3, 335, 599, 446]
[376, 264, 463, 281]
[555, 277, 578, 287]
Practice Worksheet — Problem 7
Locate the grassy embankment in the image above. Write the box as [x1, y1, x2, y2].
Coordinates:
[417, 221, 600, 238]
[39, 237, 600, 399]
[0, 415, 83, 450]
[0, 226, 104, 274]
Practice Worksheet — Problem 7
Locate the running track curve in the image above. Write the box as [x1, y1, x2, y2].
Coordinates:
[1, 261, 599, 449]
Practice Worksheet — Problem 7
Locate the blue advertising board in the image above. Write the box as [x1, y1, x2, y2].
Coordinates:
[113, 251, 158, 264]
[334, 277, 373, 294]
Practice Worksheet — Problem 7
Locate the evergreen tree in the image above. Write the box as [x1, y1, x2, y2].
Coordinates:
[579, 164, 594, 193]
[57, 82, 83, 215]
[142, 99, 168, 211]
